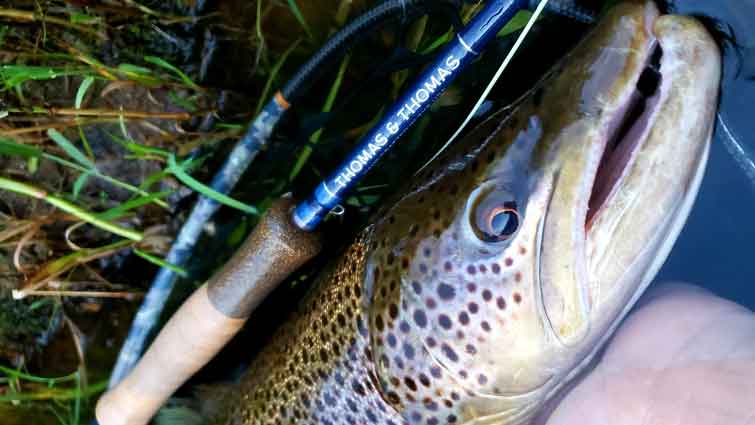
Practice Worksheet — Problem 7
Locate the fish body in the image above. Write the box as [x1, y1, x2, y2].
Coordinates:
[212, 2, 721, 424]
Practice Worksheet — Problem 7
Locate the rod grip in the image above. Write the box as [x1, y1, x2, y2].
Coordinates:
[96, 285, 243, 425]
[96, 198, 321, 425]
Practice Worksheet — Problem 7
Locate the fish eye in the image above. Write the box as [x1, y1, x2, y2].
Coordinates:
[470, 188, 521, 243]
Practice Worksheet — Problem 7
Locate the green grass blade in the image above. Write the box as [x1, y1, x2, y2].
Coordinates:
[133, 249, 188, 277]
[167, 155, 258, 215]
[46, 129, 96, 170]
[97, 191, 171, 220]
[144, 56, 200, 90]
[285, 0, 314, 40]
[72, 170, 92, 199]
[498, 10, 534, 37]
[0, 137, 41, 158]
[75, 76, 95, 109]
[0, 65, 86, 90]
[0, 176, 143, 241]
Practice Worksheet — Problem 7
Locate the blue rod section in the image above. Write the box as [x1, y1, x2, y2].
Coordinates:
[293, 0, 527, 231]
[107, 97, 288, 388]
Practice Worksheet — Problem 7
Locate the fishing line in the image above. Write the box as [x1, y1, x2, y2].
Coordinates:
[717, 113, 755, 190]
[417, 0, 550, 173]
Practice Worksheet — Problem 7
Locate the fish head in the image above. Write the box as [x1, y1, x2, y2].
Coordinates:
[365, 1, 721, 423]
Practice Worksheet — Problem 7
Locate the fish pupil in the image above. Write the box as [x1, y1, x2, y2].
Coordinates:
[483, 202, 519, 242]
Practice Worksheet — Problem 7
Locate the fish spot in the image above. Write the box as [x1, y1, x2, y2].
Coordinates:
[386, 391, 401, 404]
[375, 315, 385, 331]
[426, 336, 437, 348]
[466, 265, 477, 275]
[414, 310, 428, 328]
[478, 264, 487, 273]
[458, 311, 470, 325]
[399, 321, 411, 333]
[443, 261, 453, 272]
[438, 314, 453, 330]
[403, 342, 416, 359]
[468, 302, 479, 314]
[465, 344, 477, 355]
[389, 303, 399, 320]
[412, 280, 422, 295]
[497, 297, 507, 310]
[424, 399, 439, 411]
[481, 321, 491, 332]
[419, 373, 431, 387]
[425, 298, 437, 309]
[491, 263, 501, 274]
[387, 333, 397, 348]
[514, 292, 523, 304]
[466, 282, 477, 293]
[394, 356, 405, 370]
[404, 377, 418, 392]
[431, 366, 443, 379]
[482, 289, 493, 302]
[519, 246, 527, 255]
[459, 370, 468, 379]
[441, 343, 459, 362]
[437, 283, 455, 300]
[515, 272, 522, 282]
[505, 257, 513, 266]
[352, 379, 366, 396]
[323, 392, 337, 406]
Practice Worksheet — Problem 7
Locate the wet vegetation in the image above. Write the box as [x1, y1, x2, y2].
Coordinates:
[0, 0, 594, 423]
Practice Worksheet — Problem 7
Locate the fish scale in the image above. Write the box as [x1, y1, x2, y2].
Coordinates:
[210, 1, 722, 424]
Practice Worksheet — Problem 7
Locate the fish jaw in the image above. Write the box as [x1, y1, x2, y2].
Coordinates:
[537, 3, 722, 419]
[581, 14, 721, 357]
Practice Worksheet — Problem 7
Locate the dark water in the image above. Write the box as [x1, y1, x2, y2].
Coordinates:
[655, 0, 755, 309]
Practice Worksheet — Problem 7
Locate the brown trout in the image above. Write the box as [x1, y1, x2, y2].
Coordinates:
[211, 2, 721, 424]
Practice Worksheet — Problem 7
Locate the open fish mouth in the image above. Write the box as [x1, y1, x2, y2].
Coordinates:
[586, 43, 664, 229]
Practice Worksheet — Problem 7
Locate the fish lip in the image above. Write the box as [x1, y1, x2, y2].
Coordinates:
[585, 42, 664, 231]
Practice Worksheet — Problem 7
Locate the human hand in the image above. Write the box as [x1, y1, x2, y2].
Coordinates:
[541, 283, 755, 425]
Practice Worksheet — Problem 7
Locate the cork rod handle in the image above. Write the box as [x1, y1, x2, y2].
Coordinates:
[96, 285, 243, 425]
[95, 199, 321, 425]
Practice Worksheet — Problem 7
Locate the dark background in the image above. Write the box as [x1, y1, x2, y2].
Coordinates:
[656, 0, 755, 310]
